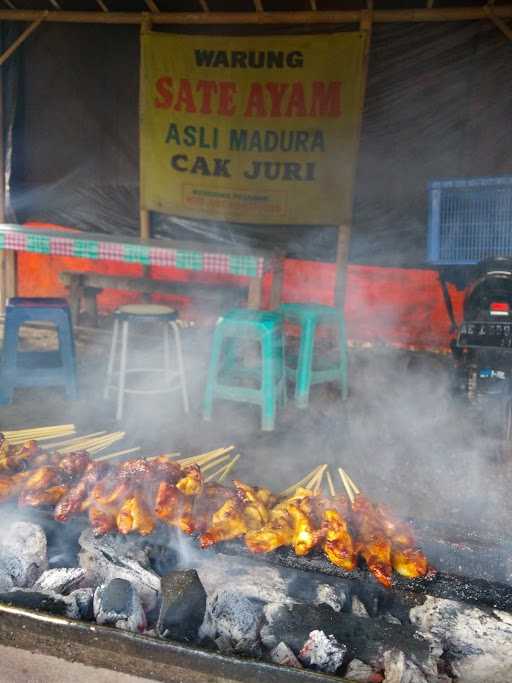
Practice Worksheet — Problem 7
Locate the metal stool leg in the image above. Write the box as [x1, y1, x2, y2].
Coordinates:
[104, 318, 120, 399]
[163, 321, 172, 385]
[116, 320, 129, 421]
[171, 321, 189, 414]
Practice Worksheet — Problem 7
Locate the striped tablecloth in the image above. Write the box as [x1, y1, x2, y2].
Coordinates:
[0, 225, 266, 278]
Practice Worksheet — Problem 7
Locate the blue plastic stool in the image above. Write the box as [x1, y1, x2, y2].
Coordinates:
[280, 303, 348, 408]
[203, 309, 286, 431]
[0, 297, 78, 404]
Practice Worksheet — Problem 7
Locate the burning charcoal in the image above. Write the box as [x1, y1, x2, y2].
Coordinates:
[261, 603, 434, 672]
[0, 522, 47, 587]
[298, 630, 347, 673]
[69, 587, 94, 620]
[383, 650, 429, 683]
[270, 642, 303, 668]
[33, 568, 86, 595]
[0, 587, 91, 620]
[345, 658, 378, 682]
[316, 584, 343, 612]
[94, 578, 147, 633]
[157, 569, 206, 643]
[79, 529, 160, 611]
[197, 554, 292, 606]
[200, 590, 263, 654]
[352, 595, 370, 618]
[287, 571, 351, 612]
[410, 596, 512, 683]
[146, 544, 178, 577]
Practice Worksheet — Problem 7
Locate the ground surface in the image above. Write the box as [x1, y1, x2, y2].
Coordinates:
[0, 644, 154, 683]
[0, 319, 510, 537]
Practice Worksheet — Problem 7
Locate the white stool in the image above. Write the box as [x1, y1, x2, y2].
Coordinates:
[103, 304, 189, 421]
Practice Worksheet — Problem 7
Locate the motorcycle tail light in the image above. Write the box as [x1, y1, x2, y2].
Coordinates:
[490, 302, 510, 316]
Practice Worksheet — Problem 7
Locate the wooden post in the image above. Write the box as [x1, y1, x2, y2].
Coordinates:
[334, 9, 373, 309]
[139, 14, 152, 243]
[247, 277, 263, 309]
[269, 250, 285, 310]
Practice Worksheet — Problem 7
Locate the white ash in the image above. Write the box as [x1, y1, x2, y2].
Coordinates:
[384, 649, 429, 683]
[79, 530, 160, 612]
[94, 579, 147, 633]
[34, 568, 86, 595]
[410, 596, 512, 683]
[196, 554, 291, 606]
[384, 612, 403, 625]
[298, 629, 347, 673]
[270, 642, 302, 668]
[214, 635, 234, 655]
[0, 522, 47, 587]
[315, 584, 343, 612]
[352, 595, 370, 618]
[200, 590, 263, 654]
[345, 658, 375, 682]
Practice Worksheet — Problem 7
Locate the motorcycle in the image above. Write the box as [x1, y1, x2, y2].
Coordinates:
[453, 257, 512, 456]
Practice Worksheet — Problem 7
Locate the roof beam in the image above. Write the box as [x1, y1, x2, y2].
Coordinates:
[0, 7, 509, 24]
[144, 0, 159, 11]
[0, 10, 47, 65]
[485, 4, 512, 39]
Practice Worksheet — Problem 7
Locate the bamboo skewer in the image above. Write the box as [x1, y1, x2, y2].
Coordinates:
[46, 431, 107, 449]
[200, 453, 232, 474]
[338, 467, 355, 504]
[306, 464, 327, 492]
[217, 454, 241, 483]
[279, 464, 323, 498]
[204, 454, 240, 483]
[3, 423, 75, 438]
[343, 469, 361, 496]
[94, 447, 141, 462]
[58, 432, 125, 454]
[326, 469, 336, 497]
[177, 446, 235, 466]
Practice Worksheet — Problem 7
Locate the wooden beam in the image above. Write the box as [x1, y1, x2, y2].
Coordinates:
[139, 16, 152, 242]
[485, 4, 512, 39]
[144, 0, 160, 12]
[0, 7, 509, 24]
[334, 8, 373, 309]
[0, 11, 47, 66]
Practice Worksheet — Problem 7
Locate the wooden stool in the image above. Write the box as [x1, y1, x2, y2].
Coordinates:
[104, 304, 189, 421]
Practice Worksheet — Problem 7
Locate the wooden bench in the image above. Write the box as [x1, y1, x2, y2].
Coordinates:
[60, 271, 249, 325]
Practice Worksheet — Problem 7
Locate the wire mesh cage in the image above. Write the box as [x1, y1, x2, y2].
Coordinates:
[427, 176, 512, 265]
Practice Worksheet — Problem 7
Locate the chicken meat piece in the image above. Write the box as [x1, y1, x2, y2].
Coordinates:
[0, 440, 41, 473]
[89, 506, 117, 535]
[352, 495, 393, 588]
[199, 498, 247, 548]
[117, 495, 156, 536]
[391, 547, 428, 579]
[375, 504, 416, 548]
[322, 508, 356, 571]
[0, 471, 32, 502]
[154, 482, 195, 534]
[233, 480, 270, 530]
[191, 483, 234, 533]
[244, 504, 293, 554]
[286, 496, 321, 557]
[148, 456, 182, 484]
[57, 450, 91, 478]
[176, 464, 203, 496]
[54, 461, 109, 522]
[20, 484, 69, 508]
[19, 466, 61, 494]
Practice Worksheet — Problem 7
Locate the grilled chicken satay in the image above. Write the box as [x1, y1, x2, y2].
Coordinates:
[191, 483, 234, 534]
[117, 494, 155, 536]
[352, 495, 393, 588]
[18, 466, 63, 507]
[244, 487, 311, 554]
[0, 470, 33, 503]
[375, 504, 428, 579]
[54, 461, 110, 522]
[199, 497, 247, 548]
[21, 485, 69, 507]
[322, 508, 356, 571]
[0, 440, 41, 473]
[233, 480, 270, 530]
[154, 482, 195, 534]
[176, 464, 203, 496]
[84, 478, 132, 535]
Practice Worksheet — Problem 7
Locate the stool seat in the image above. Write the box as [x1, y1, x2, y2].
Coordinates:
[0, 297, 78, 404]
[203, 308, 286, 431]
[105, 305, 188, 420]
[115, 304, 178, 322]
[8, 297, 69, 309]
[280, 302, 348, 407]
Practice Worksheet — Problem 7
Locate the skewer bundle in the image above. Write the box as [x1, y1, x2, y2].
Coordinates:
[2, 424, 75, 445]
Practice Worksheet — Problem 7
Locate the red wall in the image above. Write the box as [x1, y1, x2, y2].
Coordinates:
[17, 223, 463, 352]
